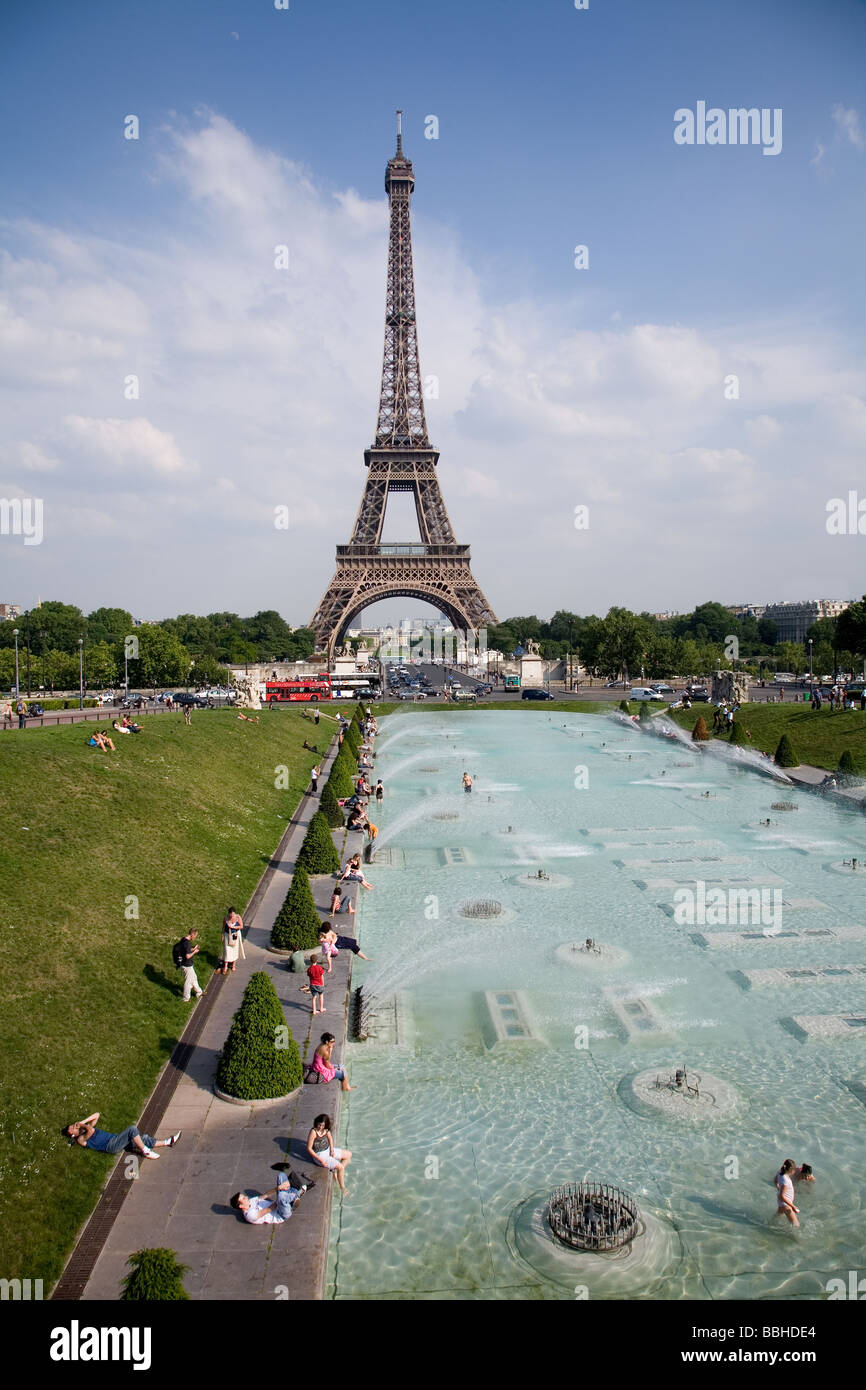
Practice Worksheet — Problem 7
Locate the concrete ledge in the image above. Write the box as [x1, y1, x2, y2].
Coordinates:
[213, 1084, 302, 1107]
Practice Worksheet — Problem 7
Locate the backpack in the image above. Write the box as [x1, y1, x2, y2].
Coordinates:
[172, 939, 187, 969]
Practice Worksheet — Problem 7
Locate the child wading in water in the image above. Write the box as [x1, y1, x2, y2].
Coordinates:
[775, 1159, 800, 1228]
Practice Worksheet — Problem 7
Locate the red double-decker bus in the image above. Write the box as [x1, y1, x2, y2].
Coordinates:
[264, 675, 332, 703]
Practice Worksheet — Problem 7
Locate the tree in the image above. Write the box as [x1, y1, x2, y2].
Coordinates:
[836, 597, 866, 659]
[294, 811, 341, 875]
[271, 866, 322, 951]
[15, 601, 86, 655]
[127, 624, 191, 690]
[692, 716, 710, 741]
[597, 607, 648, 680]
[757, 617, 778, 646]
[638, 701, 651, 723]
[216, 972, 302, 1099]
[729, 720, 749, 745]
[191, 654, 229, 687]
[837, 749, 859, 782]
[86, 607, 134, 647]
[86, 639, 119, 689]
[774, 734, 798, 768]
[774, 642, 806, 676]
[619, 699, 629, 712]
[120, 1249, 190, 1301]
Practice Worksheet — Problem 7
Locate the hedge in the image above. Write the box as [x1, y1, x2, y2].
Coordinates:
[271, 865, 322, 951]
[216, 972, 302, 1099]
[774, 733, 798, 768]
[294, 810, 341, 875]
[319, 780, 344, 829]
[120, 1248, 190, 1301]
[327, 748, 356, 800]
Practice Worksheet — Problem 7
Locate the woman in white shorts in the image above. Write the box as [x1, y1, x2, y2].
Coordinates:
[306, 1113, 352, 1194]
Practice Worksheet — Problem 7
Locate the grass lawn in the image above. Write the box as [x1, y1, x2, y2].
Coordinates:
[0, 706, 333, 1287]
[668, 702, 866, 771]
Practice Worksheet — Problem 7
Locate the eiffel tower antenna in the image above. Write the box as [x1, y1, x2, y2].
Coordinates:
[309, 121, 497, 657]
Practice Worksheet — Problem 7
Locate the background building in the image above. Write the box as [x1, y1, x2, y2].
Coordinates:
[761, 600, 851, 643]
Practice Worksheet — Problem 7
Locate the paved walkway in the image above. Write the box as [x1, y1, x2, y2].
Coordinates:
[785, 763, 866, 806]
[61, 725, 365, 1302]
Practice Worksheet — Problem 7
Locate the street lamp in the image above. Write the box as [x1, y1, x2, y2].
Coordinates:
[808, 639, 814, 692]
[12, 628, 20, 697]
[40, 630, 47, 691]
[78, 638, 84, 710]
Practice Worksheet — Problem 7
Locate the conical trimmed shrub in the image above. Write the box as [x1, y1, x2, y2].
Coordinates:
[327, 753, 354, 800]
[774, 733, 798, 767]
[344, 721, 361, 756]
[295, 810, 341, 875]
[837, 749, 857, 783]
[729, 720, 749, 745]
[639, 701, 651, 723]
[216, 972, 302, 1099]
[692, 716, 711, 741]
[619, 699, 630, 712]
[271, 865, 321, 951]
[121, 1248, 190, 1301]
[319, 780, 344, 829]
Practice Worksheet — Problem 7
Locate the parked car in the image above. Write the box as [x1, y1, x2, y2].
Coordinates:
[173, 691, 210, 707]
[686, 685, 710, 702]
[97, 692, 116, 706]
[521, 688, 555, 701]
[450, 688, 477, 702]
[118, 693, 148, 711]
[473, 684, 493, 695]
[651, 683, 675, 695]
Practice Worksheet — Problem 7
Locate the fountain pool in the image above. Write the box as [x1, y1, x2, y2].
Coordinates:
[327, 711, 866, 1300]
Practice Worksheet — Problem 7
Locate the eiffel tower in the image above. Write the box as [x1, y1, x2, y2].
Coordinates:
[309, 113, 497, 656]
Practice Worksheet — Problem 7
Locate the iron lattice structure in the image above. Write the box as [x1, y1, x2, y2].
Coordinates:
[310, 114, 497, 656]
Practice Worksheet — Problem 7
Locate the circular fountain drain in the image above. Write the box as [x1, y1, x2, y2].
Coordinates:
[771, 801, 798, 811]
[418, 766, 441, 773]
[432, 811, 459, 820]
[548, 1181, 640, 1252]
[459, 898, 504, 919]
[507, 1190, 682, 1295]
[555, 941, 629, 969]
[621, 1067, 739, 1121]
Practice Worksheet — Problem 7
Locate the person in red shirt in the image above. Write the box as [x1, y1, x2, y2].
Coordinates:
[307, 955, 326, 1015]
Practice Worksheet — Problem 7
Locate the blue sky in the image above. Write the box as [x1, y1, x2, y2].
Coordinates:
[1, 0, 864, 624]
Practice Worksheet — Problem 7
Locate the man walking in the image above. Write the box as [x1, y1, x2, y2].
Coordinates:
[16, 696, 27, 729]
[173, 928, 203, 1001]
[310, 763, 321, 794]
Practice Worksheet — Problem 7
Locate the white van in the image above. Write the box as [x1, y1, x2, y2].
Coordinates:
[629, 687, 663, 701]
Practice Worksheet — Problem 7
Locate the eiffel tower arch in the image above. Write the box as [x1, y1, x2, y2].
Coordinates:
[310, 113, 497, 658]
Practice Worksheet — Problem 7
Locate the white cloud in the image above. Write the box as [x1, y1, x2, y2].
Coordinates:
[62, 416, 192, 476]
[832, 104, 864, 149]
